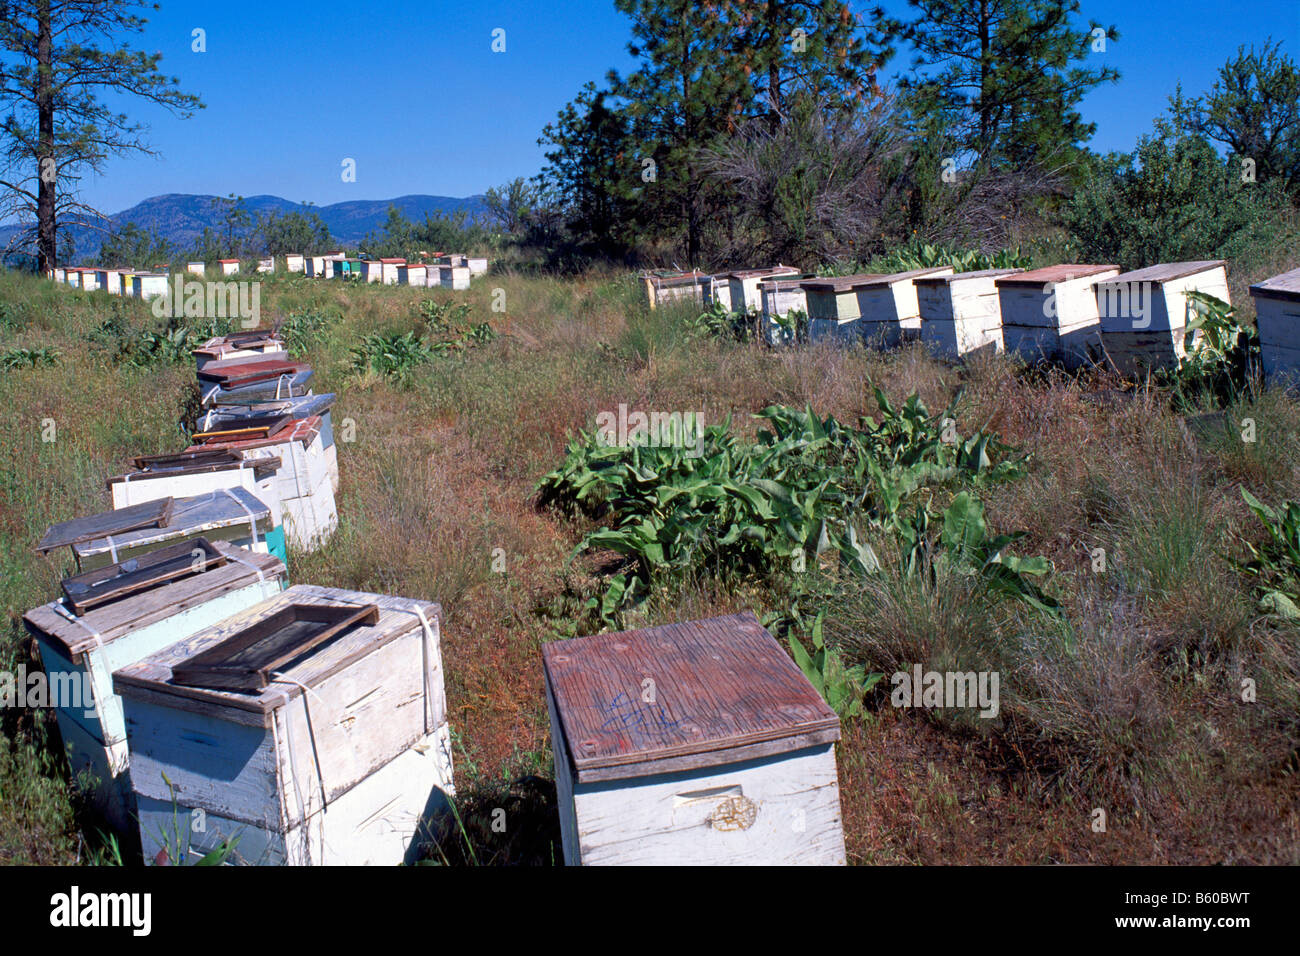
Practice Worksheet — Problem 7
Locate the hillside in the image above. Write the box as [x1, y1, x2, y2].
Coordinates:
[0, 192, 489, 264]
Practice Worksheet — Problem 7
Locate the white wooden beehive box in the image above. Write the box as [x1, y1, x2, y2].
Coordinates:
[71, 488, 280, 572]
[759, 277, 810, 346]
[183, 417, 337, 552]
[996, 264, 1119, 367]
[1248, 267, 1300, 386]
[114, 584, 454, 865]
[1095, 260, 1229, 376]
[543, 612, 847, 866]
[917, 268, 1021, 360]
[725, 266, 801, 314]
[23, 543, 287, 834]
[850, 266, 955, 345]
[801, 274, 881, 346]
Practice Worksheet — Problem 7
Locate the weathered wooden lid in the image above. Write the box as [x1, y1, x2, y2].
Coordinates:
[183, 415, 323, 455]
[106, 453, 281, 488]
[71, 488, 272, 560]
[725, 265, 800, 280]
[113, 585, 440, 725]
[646, 270, 709, 287]
[1101, 261, 1226, 285]
[1249, 267, 1300, 302]
[996, 264, 1119, 286]
[914, 268, 1024, 285]
[850, 266, 956, 289]
[799, 273, 885, 292]
[543, 612, 840, 783]
[24, 542, 285, 661]
[757, 276, 811, 290]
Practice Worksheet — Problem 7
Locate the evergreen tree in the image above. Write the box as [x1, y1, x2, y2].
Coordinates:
[0, 1, 201, 272]
[899, 0, 1118, 171]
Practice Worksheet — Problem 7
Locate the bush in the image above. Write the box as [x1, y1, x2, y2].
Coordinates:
[1063, 120, 1297, 268]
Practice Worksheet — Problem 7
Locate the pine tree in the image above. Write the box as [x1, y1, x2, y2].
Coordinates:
[900, 0, 1118, 171]
[0, 1, 202, 272]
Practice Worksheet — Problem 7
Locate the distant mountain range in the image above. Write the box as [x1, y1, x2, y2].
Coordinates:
[0, 192, 489, 264]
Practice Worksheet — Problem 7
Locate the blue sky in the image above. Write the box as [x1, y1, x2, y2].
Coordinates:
[78, 0, 1300, 213]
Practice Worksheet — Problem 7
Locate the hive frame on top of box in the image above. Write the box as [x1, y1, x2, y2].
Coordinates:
[23, 543, 287, 834]
[115, 584, 454, 865]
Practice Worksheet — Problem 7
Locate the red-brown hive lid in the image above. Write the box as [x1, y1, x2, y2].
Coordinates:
[996, 264, 1120, 286]
[543, 611, 840, 782]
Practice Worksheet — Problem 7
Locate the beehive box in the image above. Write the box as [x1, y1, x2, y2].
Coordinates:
[380, 258, 405, 285]
[917, 268, 1022, 360]
[334, 258, 363, 279]
[1094, 261, 1228, 376]
[848, 267, 956, 346]
[192, 331, 285, 371]
[256, 258, 275, 274]
[1250, 267, 1300, 385]
[130, 272, 170, 301]
[725, 266, 801, 314]
[22, 544, 287, 834]
[704, 275, 733, 313]
[184, 417, 337, 552]
[801, 274, 882, 345]
[465, 256, 488, 276]
[543, 612, 847, 866]
[79, 268, 102, 292]
[361, 260, 384, 283]
[399, 263, 428, 286]
[114, 584, 454, 865]
[186, 261, 206, 276]
[64, 267, 83, 288]
[53, 267, 65, 283]
[196, 393, 339, 494]
[96, 268, 125, 295]
[219, 259, 240, 276]
[284, 254, 305, 273]
[108, 451, 283, 532]
[437, 263, 471, 290]
[642, 271, 709, 310]
[758, 277, 811, 346]
[70, 488, 283, 572]
[996, 264, 1119, 367]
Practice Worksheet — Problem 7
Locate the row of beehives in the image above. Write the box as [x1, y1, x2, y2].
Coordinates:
[644, 261, 1300, 384]
[47, 252, 489, 298]
[19, 327, 447, 865]
[23, 330, 850, 864]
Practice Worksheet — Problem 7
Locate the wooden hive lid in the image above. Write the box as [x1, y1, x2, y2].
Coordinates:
[71, 488, 272, 560]
[1249, 267, 1300, 302]
[183, 415, 322, 454]
[113, 584, 440, 725]
[107, 453, 281, 487]
[543, 612, 840, 783]
[850, 266, 956, 289]
[37, 498, 175, 553]
[757, 275, 812, 290]
[914, 267, 1024, 286]
[24, 542, 285, 660]
[725, 265, 801, 280]
[1102, 261, 1227, 285]
[798, 273, 886, 292]
[995, 263, 1119, 286]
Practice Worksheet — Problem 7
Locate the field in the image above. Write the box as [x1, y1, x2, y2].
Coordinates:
[1, 263, 1298, 865]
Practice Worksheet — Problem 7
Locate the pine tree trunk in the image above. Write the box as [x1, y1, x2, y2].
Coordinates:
[36, 0, 56, 274]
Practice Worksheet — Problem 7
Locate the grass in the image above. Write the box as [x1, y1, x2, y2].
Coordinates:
[1, 264, 1297, 865]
